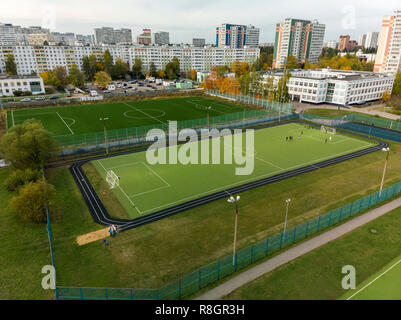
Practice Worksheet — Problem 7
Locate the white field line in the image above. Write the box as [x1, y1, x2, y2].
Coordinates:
[136, 143, 374, 214]
[141, 162, 170, 187]
[56, 112, 74, 134]
[11, 109, 15, 126]
[128, 185, 170, 198]
[96, 160, 142, 214]
[347, 259, 401, 300]
[122, 102, 167, 126]
[186, 100, 225, 114]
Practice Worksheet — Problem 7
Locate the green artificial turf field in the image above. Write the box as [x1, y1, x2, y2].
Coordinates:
[6, 96, 246, 136]
[89, 123, 375, 219]
[341, 256, 401, 300]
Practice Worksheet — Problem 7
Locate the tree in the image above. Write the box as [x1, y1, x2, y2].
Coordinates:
[69, 63, 85, 88]
[165, 57, 180, 80]
[286, 55, 299, 69]
[392, 71, 401, 96]
[149, 62, 157, 78]
[0, 119, 57, 170]
[113, 58, 129, 79]
[382, 90, 391, 103]
[191, 69, 197, 81]
[4, 168, 41, 191]
[94, 71, 111, 88]
[157, 69, 165, 79]
[40, 71, 52, 85]
[82, 54, 98, 81]
[5, 54, 17, 75]
[52, 66, 69, 89]
[231, 61, 242, 77]
[216, 65, 229, 78]
[103, 50, 114, 77]
[10, 181, 55, 223]
[275, 70, 291, 103]
[240, 62, 250, 75]
[132, 58, 143, 79]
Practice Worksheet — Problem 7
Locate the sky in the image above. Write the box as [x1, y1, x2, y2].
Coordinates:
[0, 0, 400, 44]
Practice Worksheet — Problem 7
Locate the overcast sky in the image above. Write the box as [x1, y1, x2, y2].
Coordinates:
[0, 0, 399, 44]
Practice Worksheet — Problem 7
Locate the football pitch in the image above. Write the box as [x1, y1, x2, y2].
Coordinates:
[342, 257, 401, 300]
[88, 123, 375, 219]
[6, 96, 245, 136]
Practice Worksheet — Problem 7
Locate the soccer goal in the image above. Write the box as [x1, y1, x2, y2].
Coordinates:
[106, 170, 119, 189]
[321, 125, 336, 135]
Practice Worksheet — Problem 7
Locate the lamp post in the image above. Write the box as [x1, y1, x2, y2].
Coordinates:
[100, 117, 109, 154]
[379, 147, 390, 197]
[206, 106, 212, 129]
[283, 198, 291, 241]
[227, 195, 240, 266]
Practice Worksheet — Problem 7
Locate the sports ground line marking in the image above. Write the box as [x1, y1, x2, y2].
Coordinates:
[346, 259, 401, 300]
[186, 100, 226, 114]
[56, 112, 74, 134]
[96, 160, 142, 214]
[134, 143, 374, 215]
[11, 109, 15, 126]
[122, 102, 168, 126]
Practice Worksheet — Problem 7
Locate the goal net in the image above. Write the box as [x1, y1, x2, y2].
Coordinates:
[321, 125, 336, 135]
[106, 170, 119, 189]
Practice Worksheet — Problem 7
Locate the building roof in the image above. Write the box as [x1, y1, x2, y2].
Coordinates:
[0, 74, 41, 80]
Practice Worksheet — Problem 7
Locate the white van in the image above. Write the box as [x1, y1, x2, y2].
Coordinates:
[108, 84, 116, 91]
[90, 90, 98, 97]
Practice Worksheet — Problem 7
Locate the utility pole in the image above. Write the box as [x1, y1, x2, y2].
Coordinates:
[228, 195, 241, 266]
[379, 147, 390, 197]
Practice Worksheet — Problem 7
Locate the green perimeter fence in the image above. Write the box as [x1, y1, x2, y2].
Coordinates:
[55, 107, 296, 160]
[56, 180, 401, 300]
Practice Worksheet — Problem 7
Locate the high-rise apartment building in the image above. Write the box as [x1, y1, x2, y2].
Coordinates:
[153, 31, 169, 45]
[358, 34, 367, 48]
[216, 24, 247, 48]
[94, 27, 132, 45]
[365, 32, 379, 49]
[324, 40, 337, 49]
[137, 29, 152, 45]
[273, 18, 325, 68]
[338, 35, 350, 51]
[374, 11, 401, 75]
[192, 38, 205, 47]
[245, 25, 260, 47]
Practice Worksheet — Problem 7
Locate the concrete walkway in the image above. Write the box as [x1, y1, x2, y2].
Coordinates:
[195, 196, 401, 300]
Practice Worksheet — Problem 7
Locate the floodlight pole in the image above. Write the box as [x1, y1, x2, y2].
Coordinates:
[283, 199, 291, 240]
[207, 106, 211, 130]
[100, 117, 109, 154]
[379, 148, 390, 197]
[228, 195, 240, 266]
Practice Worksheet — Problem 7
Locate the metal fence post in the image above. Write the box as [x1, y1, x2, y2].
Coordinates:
[217, 260, 220, 280]
[198, 269, 201, 289]
[105, 288, 108, 300]
[305, 221, 309, 237]
[265, 238, 269, 256]
[178, 279, 182, 299]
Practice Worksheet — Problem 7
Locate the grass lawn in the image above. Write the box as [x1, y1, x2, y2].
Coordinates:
[225, 206, 401, 300]
[341, 255, 401, 300]
[87, 123, 374, 219]
[6, 96, 246, 136]
[305, 108, 356, 118]
[0, 168, 53, 300]
[46, 138, 401, 290]
[2, 138, 401, 297]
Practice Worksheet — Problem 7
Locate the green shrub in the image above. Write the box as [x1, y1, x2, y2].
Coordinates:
[4, 168, 41, 191]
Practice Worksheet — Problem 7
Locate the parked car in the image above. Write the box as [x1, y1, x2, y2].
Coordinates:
[90, 90, 98, 97]
[104, 90, 111, 94]
[35, 96, 46, 101]
[49, 95, 59, 100]
[20, 98, 31, 102]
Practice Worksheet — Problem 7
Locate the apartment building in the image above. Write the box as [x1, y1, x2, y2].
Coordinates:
[273, 18, 325, 68]
[263, 68, 394, 106]
[94, 27, 132, 45]
[245, 25, 260, 48]
[0, 74, 45, 97]
[374, 11, 401, 75]
[324, 40, 337, 49]
[0, 45, 259, 75]
[137, 29, 152, 45]
[216, 24, 247, 48]
[192, 38, 205, 47]
[153, 32, 169, 45]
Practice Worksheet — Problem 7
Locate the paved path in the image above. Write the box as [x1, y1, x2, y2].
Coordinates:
[293, 102, 400, 121]
[195, 196, 401, 300]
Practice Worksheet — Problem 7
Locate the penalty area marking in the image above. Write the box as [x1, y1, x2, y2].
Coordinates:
[346, 259, 401, 300]
[123, 109, 166, 120]
[56, 112, 74, 134]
